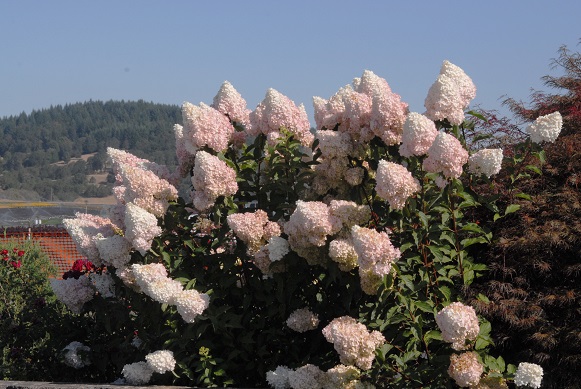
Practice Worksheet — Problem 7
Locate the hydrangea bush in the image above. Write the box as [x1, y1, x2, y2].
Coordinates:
[51, 61, 560, 387]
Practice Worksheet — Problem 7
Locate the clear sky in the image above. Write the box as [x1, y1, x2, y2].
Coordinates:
[1, 1, 580, 124]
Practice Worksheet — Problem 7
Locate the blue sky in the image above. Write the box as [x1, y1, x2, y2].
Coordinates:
[1, 1, 580, 124]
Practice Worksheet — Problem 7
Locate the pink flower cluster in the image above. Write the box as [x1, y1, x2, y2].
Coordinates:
[227, 209, 281, 254]
[286, 308, 320, 333]
[375, 160, 420, 210]
[322, 316, 385, 370]
[284, 201, 342, 262]
[121, 349, 176, 385]
[329, 200, 371, 228]
[424, 60, 476, 125]
[249, 88, 313, 147]
[468, 148, 503, 178]
[399, 112, 438, 158]
[526, 111, 563, 144]
[447, 352, 483, 388]
[435, 302, 480, 350]
[182, 101, 235, 153]
[328, 239, 359, 272]
[212, 80, 251, 126]
[191, 150, 238, 211]
[63, 213, 119, 265]
[313, 70, 408, 146]
[423, 131, 469, 179]
[351, 225, 400, 279]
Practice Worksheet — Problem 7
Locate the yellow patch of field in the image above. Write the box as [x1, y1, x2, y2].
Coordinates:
[0, 201, 57, 208]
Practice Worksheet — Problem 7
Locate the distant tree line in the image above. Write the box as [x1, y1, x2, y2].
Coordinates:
[0, 100, 181, 201]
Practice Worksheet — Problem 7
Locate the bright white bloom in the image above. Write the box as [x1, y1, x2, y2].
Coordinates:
[145, 350, 176, 374]
[266, 365, 293, 389]
[63, 213, 117, 264]
[424, 61, 476, 125]
[447, 352, 483, 388]
[514, 362, 543, 388]
[375, 160, 421, 210]
[288, 364, 326, 389]
[124, 202, 162, 255]
[174, 289, 210, 323]
[62, 341, 91, 369]
[122, 361, 153, 385]
[423, 131, 469, 179]
[146, 278, 183, 304]
[131, 263, 168, 289]
[526, 111, 562, 143]
[266, 236, 290, 262]
[95, 234, 132, 270]
[324, 364, 367, 389]
[50, 277, 94, 314]
[435, 302, 480, 350]
[322, 316, 385, 370]
[399, 112, 438, 157]
[468, 149, 503, 178]
[286, 308, 319, 333]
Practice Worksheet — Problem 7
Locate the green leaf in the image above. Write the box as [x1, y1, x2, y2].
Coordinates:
[526, 165, 542, 175]
[515, 192, 532, 201]
[505, 204, 521, 215]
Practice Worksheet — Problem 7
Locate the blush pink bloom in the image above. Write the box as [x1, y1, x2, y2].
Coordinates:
[447, 352, 483, 388]
[191, 151, 238, 211]
[312, 86, 350, 131]
[423, 131, 469, 179]
[173, 124, 197, 179]
[284, 200, 342, 249]
[322, 316, 385, 370]
[249, 88, 314, 147]
[351, 225, 400, 278]
[211, 81, 251, 126]
[399, 112, 439, 157]
[357, 70, 408, 146]
[182, 101, 235, 153]
[375, 160, 421, 210]
[424, 61, 476, 125]
[50, 277, 94, 314]
[226, 209, 271, 253]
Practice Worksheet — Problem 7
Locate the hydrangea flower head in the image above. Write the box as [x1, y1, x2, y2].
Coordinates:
[468, 148, 503, 178]
[526, 111, 562, 143]
[63, 213, 118, 264]
[447, 352, 483, 388]
[211, 80, 251, 126]
[424, 60, 476, 125]
[514, 362, 543, 388]
[322, 316, 385, 370]
[250, 88, 314, 147]
[266, 365, 292, 389]
[191, 150, 238, 211]
[399, 112, 438, 157]
[62, 341, 91, 369]
[286, 308, 319, 333]
[375, 160, 421, 210]
[287, 364, 326, 389]
[423, 131, 469, 179]
[357, 70, 408, 145]
[50, 277, 94, 314]
[435, 302, 480, 350]
[351, 225, 401, 278]
[174, 288, 210, 323]
[124, 202, 162, 254]
[182, 101, 235, 153]
[145, 350, 176, 374]
[122, 361, 153, 385]
[284, 201, 342, 250]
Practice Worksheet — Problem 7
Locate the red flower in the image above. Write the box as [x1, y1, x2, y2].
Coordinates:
[1, 249, 8, 255]
[17, 250, 25, 257]
[2, 256, 8, 261]
[11, 261, 22, 269]
[12, 248, 18, 253]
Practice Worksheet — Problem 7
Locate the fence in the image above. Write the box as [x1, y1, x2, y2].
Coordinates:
[0, 226, 86, 278]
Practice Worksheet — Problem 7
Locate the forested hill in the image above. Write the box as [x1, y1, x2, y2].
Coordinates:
[0, 100, 182, 202]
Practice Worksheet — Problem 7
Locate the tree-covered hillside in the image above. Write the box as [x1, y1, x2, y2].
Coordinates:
[0, 100, 181, 201]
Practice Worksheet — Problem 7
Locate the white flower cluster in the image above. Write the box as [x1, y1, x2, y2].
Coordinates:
[50, 277, 95, 314]
[89, 272, 115, 298]
[121, 350, 175, 385]
[329, 238, 359, 272]
[375, 160, 421, 210]
[286, 308, 319, 333]
[468, 148, 503, 178]
[266, 363, 375, 389]
[514, 362, 543, 388]
[322, 316, 385, 370]
[527, 111, 562, 144]
[399, 112, 438, 158]
[435, 302, 480, 350]
[62, 341, 91, 369]
[131, 263, 210, 323]
[266, 236, 290, 262]
[124, 202, 162, 255]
